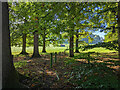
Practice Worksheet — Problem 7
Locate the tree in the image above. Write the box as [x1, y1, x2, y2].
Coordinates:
[91, 2, 119, 58]
[69, 30, 74, 57]
[56, 2, 94, 57]
[117, 2, 120, 85]
[9, 2, 60, 56]
[75, 29, 80, 53]
[20, 33, 28, 54]
[117, 2, 120, 60]
[39, 18, 55, 53]
[32, 30, 41, 58]
[9, 2, 32, 55]
[30, 2, 64, 53]
[20, 19, 29, 55]
[2, 2, 20, 88]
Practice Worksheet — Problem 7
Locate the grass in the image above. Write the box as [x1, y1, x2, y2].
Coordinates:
[14, 60, 27, 69]
[70, 63, 119, 88]
[81, 47, 117, 53]
[11, 46, 68, 55]
[63, 54, 119, 88]
[11, 46, 118, 58]
[12, 46, 117, 54]
[12, 46, 119, 88]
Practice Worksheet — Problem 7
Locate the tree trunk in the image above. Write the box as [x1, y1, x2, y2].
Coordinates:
[32, 31, 40, 58]
[42, 35, 46, 53]
[2, 2, 20, 88]
[117, 2, 120, 88]
[118, 2, 120, 60]
[0, 2, 2, 89]
[75, 30, 80, 53]
[69, 35, 74, 57]
[20, 34, 28, 55]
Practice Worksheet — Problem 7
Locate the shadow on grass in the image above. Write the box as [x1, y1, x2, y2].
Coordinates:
[18, 71, 53, 88]
[66, 52, 119, 88]
[64, 56, 119, 88]
[14, 52, 119, 88]
[73, 52, 119, 65]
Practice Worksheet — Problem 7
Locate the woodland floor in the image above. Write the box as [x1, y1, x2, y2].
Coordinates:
[13, 52, 120, 88]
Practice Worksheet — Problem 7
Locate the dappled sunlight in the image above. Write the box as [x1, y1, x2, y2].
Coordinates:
[106, 62, 114, 65]
[2, 1, 119, 88]
[45, 70, 56, 76]
[95, 60, 104, 63]
[107, 65, 120, 71]
[13, 51, 119, 88]
[13, 52, 72, 88]
[37, 71, 44, 74]
[75, 59, 87, 63]
[26, 60, 32, 63]
[44, 58, 50, 61]
[12, 47, 119, 88]
[104, 58, 119, 61]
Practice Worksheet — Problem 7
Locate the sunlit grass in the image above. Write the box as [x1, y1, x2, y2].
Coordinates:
[12, 46, 119, 88]
[80, 47, 117, 53]
[11, 46, 118, 57]
[11, 46, 68, 55]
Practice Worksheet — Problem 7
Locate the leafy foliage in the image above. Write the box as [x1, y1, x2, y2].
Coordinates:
[79, 40, 118, 51]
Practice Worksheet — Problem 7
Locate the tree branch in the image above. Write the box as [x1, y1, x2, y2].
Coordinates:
[38, 12, 50, 20]
[97, 7, 117, 14]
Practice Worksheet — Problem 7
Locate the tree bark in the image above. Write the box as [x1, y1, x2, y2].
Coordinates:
[20, 34, 28, 55]
[42, 35, 46, 53]
[32, 31, 40, 58]
[69, 35, 74, 57]
[117, 2, 120, 88]
[75, 30, 80, 53]
[2, 2, 20, 88]
[118, 2, 120, 60]
[0, 2, 2, 89]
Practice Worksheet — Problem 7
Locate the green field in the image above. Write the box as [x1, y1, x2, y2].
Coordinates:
[11, 46, 118, 56]
[11, 46, 67, 55]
